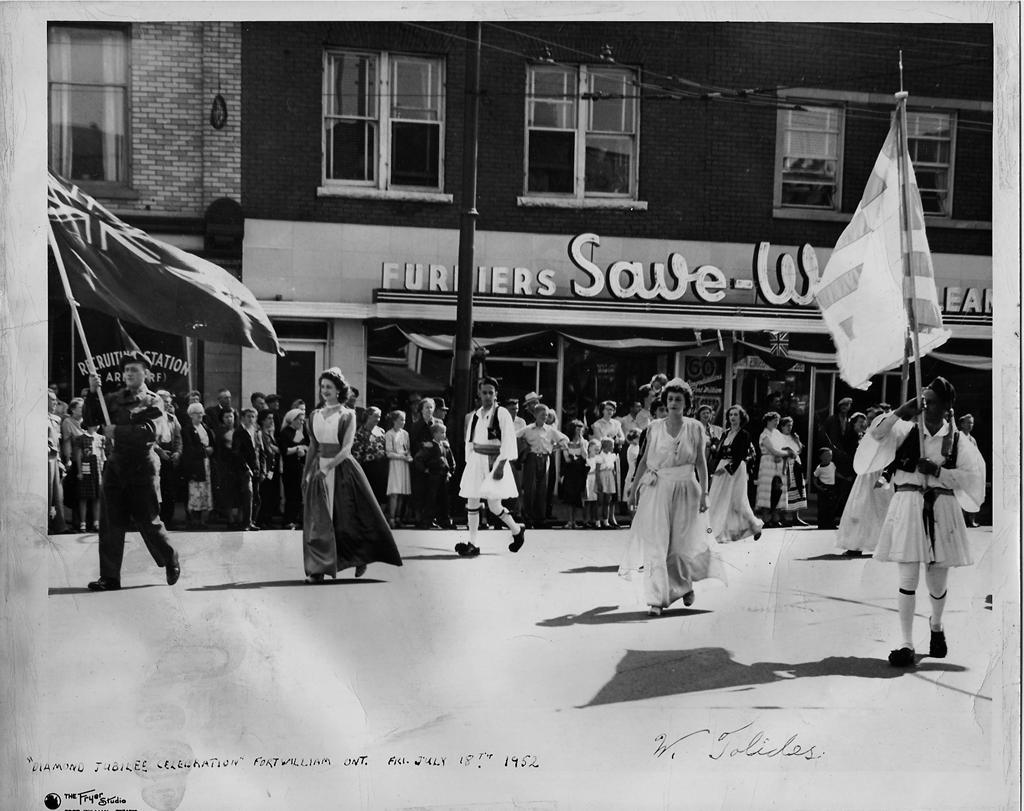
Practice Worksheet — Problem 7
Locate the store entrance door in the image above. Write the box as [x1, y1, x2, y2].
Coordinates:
[277, 340, 325, 412]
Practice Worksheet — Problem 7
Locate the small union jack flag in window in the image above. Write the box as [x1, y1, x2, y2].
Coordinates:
[766, 331, 790, 356]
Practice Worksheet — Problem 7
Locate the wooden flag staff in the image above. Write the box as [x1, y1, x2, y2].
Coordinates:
[47, 220, 112, 426]
[895, 52, 927, 440]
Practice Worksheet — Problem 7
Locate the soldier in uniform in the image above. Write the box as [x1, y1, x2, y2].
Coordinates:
[84, 351, 181, 591]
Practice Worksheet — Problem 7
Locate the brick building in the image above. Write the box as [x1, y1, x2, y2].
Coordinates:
[238, 21, 992, 489]
[46, 20, 994, 498]
[47, 20, 245, 401]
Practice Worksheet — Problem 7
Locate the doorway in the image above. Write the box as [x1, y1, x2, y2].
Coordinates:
[277, 340, 325, 411]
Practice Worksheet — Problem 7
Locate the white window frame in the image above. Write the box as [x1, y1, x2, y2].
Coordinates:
[319, 49, 451, 203]
[773, 104, 845, 213]
[518, 63, 647, 210]
[47, 23, 133, 195]
[906, 109, 956, 219]
[773, 88, 989, 229]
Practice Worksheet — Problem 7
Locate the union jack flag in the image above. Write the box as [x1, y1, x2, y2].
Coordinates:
[766, 331, 790, 356]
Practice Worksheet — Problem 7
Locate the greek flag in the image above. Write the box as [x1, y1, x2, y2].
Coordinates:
[812, 117, 949, 389]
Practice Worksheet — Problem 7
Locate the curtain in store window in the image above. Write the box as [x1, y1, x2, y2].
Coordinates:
[48, 28, 74, 174]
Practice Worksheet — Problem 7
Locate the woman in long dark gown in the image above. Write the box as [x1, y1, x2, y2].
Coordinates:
[301, 367, 402, 583]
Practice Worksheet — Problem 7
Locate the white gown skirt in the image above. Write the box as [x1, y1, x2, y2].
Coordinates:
[619, 464, 725, 609]
[837, 472, 892, 552]
[873, 490, 973, 566]
[708, 461, 763, 543]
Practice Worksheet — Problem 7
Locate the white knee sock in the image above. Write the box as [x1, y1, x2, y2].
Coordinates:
[897, 563, 921, 649]
[925, 566, 950, 631]
[467, 507, 480, 544]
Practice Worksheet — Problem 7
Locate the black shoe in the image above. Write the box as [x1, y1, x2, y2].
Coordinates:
[244, 524, 261, 531]
[354, 564, 367, 578]
[455, 542, 480, 558]
[843, 549, 864, 558]
[165, 551, 181, 586]
[87, 577, 121, 592]
[929, 629, 947, 658]
[887, 647, 916, 667]
[509, 525, 526, 553]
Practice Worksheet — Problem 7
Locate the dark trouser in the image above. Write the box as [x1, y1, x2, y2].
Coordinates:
[521, 454, 549, 526]
[816, 484, 838, 529]
[545, 454, 557, 519]
[258, 477, 280, 525]
[98, 454, 175, 581]
[238, 473, 256, 527]
[158, 455, 177, 527]
[418, 473, 443, 527]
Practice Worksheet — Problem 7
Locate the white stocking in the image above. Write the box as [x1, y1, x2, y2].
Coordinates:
[897, 562, 921, 649]
[925, 565, 950, 631]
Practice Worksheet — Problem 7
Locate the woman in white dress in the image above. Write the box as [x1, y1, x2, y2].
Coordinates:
[837, 406, 893, 556]
[620, 379, 725, 616]
[777, 416, 808, 526]
[755, 411, 788, 527]
[708, 404, 763, 543]
[302, 367, 402, 583]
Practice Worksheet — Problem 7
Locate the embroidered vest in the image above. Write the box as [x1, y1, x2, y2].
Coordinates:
[469, 407, 502, 443]
[889, 422, 960, 474]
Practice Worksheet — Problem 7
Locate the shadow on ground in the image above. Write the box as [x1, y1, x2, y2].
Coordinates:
[795, 553, 871, 561]
[49, 584, 159, 596]
[560, 565, 620, 574]
[581, 647, 972, 707]
[186, 578, 388, 591]
[538, 605, 712, 627]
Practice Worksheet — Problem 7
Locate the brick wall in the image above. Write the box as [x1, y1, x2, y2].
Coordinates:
[120, 21, 241, 216]
[242, 21, 993, 256]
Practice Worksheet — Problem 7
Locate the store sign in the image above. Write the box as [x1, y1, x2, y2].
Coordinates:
[684, 355, 726, 419]
[381, 232, 991, 313]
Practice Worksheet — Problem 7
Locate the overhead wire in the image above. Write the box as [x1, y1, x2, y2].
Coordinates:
[379, 21, 993, 134]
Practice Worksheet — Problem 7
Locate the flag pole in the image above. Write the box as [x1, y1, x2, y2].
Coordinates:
[47, 221, 111, 426]
[894, 83, 926, 441]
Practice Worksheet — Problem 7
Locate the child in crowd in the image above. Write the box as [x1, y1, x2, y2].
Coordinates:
[385, 409, 413, 529]
[623, 428, 642, 513]
[583, 438, 602, 528]
[559, 419, 587, 529]
[596, 436, 620, 528]
[413, 421, 455, 529]
[72, 420, 106, 532]
[813, 447, 839, 530]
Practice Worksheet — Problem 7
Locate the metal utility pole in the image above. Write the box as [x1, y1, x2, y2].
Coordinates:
[452, 21, 481, 463]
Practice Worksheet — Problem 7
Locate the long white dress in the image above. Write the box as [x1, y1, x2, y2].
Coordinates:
[856, 414, 985, 566]
[708, 429, 763, 543]
[619, 418, 725, 609]
[313, 406, 349, 519]
[837, 415, 894, 551]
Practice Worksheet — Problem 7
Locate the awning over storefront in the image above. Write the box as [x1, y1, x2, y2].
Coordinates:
[366, 360, 446, 392]
[735, 337, 993, 371]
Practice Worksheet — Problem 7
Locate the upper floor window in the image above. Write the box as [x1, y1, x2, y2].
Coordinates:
[775, 105, 844, 210]
[323, 50, 445, 191]
[48, 25, 130, 186]
[525, 64, 639, 200]
[906, 110, 954, 217]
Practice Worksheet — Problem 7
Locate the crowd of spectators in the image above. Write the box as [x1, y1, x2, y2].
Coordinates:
[48, 372, 941, 535]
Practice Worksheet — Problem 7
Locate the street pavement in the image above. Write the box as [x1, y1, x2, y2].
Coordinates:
[33, 523, 1004, 811]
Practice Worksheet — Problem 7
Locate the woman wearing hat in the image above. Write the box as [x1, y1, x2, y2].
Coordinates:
[181, 402, 215, 528]
[620, 379, 725, 616]
[301, 367, 402, 583]
[278, 407, 309, 530]
[856, 378, 985, 667]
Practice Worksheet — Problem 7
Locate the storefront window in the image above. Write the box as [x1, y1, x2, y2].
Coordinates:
[561, 342, 670, 424]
